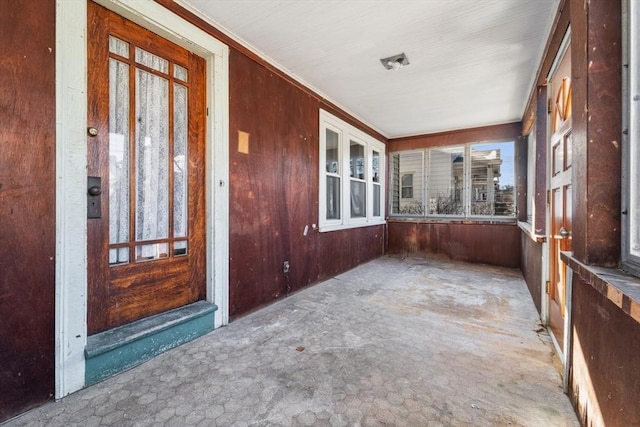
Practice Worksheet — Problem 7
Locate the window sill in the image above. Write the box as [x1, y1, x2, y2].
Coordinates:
[387, 217, 517, 226]
[319, 219, 386, 233]
[561, 252, 640, 324]
[518, 221, 546, 243]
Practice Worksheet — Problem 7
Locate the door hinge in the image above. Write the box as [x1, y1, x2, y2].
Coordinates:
[545, 281, 550, 294]
[548, 98, 553, 114]
[546, 190, 551, 205]
[206, 107, 209, 116]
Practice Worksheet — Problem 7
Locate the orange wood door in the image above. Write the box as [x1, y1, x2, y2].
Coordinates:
[548, 70, 572, 351]
[87, 2, 206, 334]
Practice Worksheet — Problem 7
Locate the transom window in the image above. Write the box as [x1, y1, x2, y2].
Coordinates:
[319, 110, 386, 231]
[390, 141, 516, 219]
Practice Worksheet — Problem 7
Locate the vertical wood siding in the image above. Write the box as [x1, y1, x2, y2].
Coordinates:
[228, 50, 385, 317]
[570, 0, 621, 266]
[520, 234, 542, 314]
[0, 0, 56, 421]
[571, 277, 640, 426]
[387, 221, 521, 268]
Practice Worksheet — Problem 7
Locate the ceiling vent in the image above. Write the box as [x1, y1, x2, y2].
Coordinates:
[380, 52, 410, 71]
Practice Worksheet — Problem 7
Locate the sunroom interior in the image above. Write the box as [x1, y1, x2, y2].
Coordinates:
[2, 0, 639, 425]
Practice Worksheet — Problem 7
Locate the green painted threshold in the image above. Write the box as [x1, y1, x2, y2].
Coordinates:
[85, 301, 217, 386]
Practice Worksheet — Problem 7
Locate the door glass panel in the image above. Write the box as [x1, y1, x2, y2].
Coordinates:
[108, 35, 129, 58]
[109, 248, 129, 265]
[174, 240, 188, 256]
[135, 47, 169, 74]
[174, 64, 188, 82]
[136, 243, 169, 261]
[135, 69, 169, 242]
[108, 58, 130, 262]
[173, 83, 188, 238]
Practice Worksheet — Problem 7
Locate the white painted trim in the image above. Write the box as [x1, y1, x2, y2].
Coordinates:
[541, 240, 550, 325]
[209, 41, 230, 328]
[318, 109, 387, 232]
[56, 0, 229, 398]
[562, 266, 573, 392]
[55, 0, 89, 399]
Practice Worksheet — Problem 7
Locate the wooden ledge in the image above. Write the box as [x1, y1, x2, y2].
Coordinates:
[561, 252, 640, 324]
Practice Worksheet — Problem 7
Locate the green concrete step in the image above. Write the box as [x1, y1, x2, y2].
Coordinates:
[85, 301, 217, 385]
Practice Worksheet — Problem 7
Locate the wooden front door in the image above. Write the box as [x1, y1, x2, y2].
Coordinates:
[548, 45, 572, 351]
[87, 2, 207, 334]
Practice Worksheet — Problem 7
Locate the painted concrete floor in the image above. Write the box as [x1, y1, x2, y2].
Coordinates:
[6, 256, 579, 426]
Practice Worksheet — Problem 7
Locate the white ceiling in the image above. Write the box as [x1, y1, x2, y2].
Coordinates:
[179, 0, 560, 138]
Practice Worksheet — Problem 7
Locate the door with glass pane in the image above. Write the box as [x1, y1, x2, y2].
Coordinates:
[87, 2, 206, 334]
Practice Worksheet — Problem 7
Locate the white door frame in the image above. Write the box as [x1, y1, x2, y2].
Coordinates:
[55, 0, 229, 398]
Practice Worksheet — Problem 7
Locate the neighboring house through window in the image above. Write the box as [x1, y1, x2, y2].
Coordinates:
[390, 141, 515, 219]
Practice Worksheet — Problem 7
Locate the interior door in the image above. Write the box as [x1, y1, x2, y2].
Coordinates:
[548, 46, 572, 351]
[87, 2, 207, 334]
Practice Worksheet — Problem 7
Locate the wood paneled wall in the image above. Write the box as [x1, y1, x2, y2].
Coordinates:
[571, 277, 640, 426]
[0, 0, 56, 421]
[520, 233, 542, 314]
[387, 221, 520, 268]
[228, 49, 385, 317]
[389, 122, 522, 152]
[533, 85, 547, 235]
[570, 0, 621, 266]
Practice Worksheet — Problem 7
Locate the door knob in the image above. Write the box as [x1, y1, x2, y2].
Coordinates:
[88, 186, 102, 196]
[559, 227, 571, 238]
[87, 176, 102, 218]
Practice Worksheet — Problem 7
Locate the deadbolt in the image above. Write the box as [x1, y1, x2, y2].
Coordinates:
[87, 127, 99, 137]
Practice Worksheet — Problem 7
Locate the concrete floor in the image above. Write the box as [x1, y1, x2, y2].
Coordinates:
[6, 256, 579, 426]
